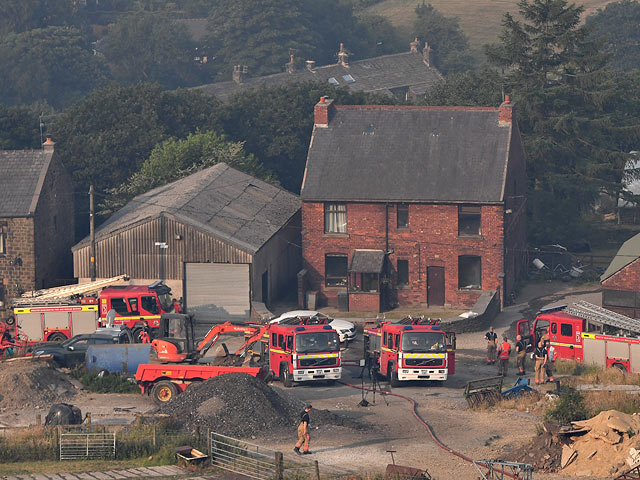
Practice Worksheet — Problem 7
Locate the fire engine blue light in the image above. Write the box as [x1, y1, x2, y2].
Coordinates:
[403, 326, 413, 330]
[323, 325, 332, 330]
[431, 325, 441, 330]
[295, 326, 305, 331]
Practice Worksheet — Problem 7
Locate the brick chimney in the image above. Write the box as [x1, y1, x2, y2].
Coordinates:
[423, 42, 433, 67]
[233, 65, 248, 84]
[306, 60, 316, 72]
[286, 54, 295, 74]
[43, 135, 55, 151]
[314, 97, 335, 128]
[410, 37, 420, 53]
[499, 95, 514, 125]
[338, 43, 349, 67]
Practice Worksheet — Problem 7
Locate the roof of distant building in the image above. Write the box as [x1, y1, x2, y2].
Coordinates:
[0, 149, 53, 217]
[301, 104, 516, 203]
[601, 233, 640, 282]
[193, 49, 442, 102]
[73, 163, 300, 254]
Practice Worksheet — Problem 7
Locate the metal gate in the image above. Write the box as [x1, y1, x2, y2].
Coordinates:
[60, 432, 116, 460]
[210, 431, 279, 480]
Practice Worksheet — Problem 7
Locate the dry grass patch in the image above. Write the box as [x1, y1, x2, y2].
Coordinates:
[584, 390, 640, 416]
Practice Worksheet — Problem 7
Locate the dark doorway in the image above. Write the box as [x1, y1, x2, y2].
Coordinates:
[261, 270, 269, 306]
[427, 266, 445, 306]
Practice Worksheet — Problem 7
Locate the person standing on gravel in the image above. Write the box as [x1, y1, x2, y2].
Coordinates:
[485, 326, 498, 364]
[497, 336, 511, 376]
[294, 405, 312, 455]
[515, 335, 527, 375]
[534, 341, 547, 385]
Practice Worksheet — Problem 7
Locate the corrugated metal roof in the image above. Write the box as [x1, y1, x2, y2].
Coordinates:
[0, 150, 52, 217]
[75, 164, 300, 254]
[601, 233, 640, 282]
[193, 51, 443, 102]
[301, 106, 512, 203]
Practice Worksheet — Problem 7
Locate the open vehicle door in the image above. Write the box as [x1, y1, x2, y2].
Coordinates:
[445, 331, 456, 375]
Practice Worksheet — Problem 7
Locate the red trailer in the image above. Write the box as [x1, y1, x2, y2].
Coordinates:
[135, 363, 269, 404]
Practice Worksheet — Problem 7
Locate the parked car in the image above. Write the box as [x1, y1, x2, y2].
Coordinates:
[33, 326, 133, 367]
[269, 310, 356, 342]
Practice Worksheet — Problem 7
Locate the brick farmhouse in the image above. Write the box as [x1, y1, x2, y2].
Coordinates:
[0, 138, 75, 312]
[300, 98, 527, 312]
[601, 233, 640, 318]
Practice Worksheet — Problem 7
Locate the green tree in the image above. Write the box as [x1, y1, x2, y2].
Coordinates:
[413, 2, 476, 74]
[0, 27, 108, 108]
[103, 12, 204, 88]
[0, 105, 41, 149]
[0, 0, 88, 37]
[486, 0, 639, 244]
[422, 67, 504, 106]
[586, 0, 640, 71]
[52, 84, 224, 236]
[102, 131, 274, 214]
[222, 82, 395, 191]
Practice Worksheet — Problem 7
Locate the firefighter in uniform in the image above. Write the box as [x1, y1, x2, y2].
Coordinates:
[515, 334, 527, 375]
[497, 336, 511, 376]
[534, 341, 548, 385]
[545, 341, 557, 382]
[294, 405, 312, 455]
[485, 326, 498, 364]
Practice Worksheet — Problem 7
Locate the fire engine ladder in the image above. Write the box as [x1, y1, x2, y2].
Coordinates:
[564, 300, 640, 335]
[13, 275, 129, 305]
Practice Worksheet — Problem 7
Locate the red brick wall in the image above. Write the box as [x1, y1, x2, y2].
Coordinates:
[349, 292, 380, 312]
[302, 201, 506, 309]
[602, 258, 640, 290]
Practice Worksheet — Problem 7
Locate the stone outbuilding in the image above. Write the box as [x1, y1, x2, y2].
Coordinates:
[0, 138, 75, 312]
[72, 163, 301, 321]
[300, 98, 527, 312]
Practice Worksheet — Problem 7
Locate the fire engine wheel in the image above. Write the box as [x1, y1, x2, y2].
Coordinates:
[132, 327, 143, 343]
[388, 363, 400, 388]
[48, 333, 67, 342]
[280, 365, 293, 388]
[612, 363, 626, 372]
[5, 316, 15, 326]
[151, 381, 178, 405]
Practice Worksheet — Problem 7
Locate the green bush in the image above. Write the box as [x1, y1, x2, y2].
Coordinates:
[80, 372, 139, 394]
[544, 387, 588, 425]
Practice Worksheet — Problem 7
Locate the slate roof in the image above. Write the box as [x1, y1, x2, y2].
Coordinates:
[0, 150, 53, 217]
[193, 51, 442, 102]
[301, 106, 512, 203]
[74, 164, 301, 254]
[349, 249, 385, 273]
[601, 233, 640, 282]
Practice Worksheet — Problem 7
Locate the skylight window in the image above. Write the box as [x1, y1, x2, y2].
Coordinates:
[342, 74, 355, 84]
[328, 77, 339, 86]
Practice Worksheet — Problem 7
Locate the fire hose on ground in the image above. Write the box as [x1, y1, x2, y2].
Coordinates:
[338, 379, 523, 480]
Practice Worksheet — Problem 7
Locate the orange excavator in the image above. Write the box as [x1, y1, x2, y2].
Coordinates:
[151, 313, 268, 363]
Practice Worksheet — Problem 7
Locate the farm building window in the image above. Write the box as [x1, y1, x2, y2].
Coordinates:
[324, 203, 347, 234]
[458, 205, 481, 236]
[0, 223, 6, 255]
[325, 254, 348, 287]
[458, 255, 481, 289]
[397, 260, 409, 285]
[397, 203, 409, 228]
[361, 273, 379, 292]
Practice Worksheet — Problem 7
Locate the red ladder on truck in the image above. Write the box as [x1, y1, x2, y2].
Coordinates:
[564, 300, 640, 335]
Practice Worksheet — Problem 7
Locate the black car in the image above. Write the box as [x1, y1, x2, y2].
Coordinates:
[33, 327, 133, 367]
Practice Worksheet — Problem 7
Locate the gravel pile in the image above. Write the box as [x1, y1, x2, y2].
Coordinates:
[0, 360, 76, 410]
[156, 373, 361, 437]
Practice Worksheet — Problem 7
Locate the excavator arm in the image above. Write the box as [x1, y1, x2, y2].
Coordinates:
[234, 323, 270, 357]
[193, 322, 257, 360]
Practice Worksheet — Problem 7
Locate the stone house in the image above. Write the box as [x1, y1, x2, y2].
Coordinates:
[0, 138, 75, 311]
[300, 98, 527, 312]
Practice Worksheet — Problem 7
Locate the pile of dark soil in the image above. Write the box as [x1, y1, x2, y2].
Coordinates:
[0, 360, 76, 410]
[507, 426, 564, 472]
[156, 373, 361, 437]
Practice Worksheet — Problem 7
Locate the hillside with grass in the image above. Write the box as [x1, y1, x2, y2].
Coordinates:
[365, 0, 617, 58]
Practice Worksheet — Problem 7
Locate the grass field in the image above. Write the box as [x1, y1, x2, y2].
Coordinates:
[365, 0, 616, 58]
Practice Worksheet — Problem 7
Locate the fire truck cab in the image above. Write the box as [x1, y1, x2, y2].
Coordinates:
[268, 323, 341, 387]
[99, 282, 177, 338]
[364, 317, 456, 387]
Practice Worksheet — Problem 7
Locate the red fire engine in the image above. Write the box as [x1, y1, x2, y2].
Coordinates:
[517, 301, 640, 373]
[364, 317, 456, 387]
[9, 276, 177, 343]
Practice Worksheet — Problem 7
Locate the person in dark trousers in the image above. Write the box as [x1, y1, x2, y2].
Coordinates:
[497, 336, 511, 376]
[294, 405, 312, 455]
[515, 334, 527, 375]
[534, 341, 547, 385]
[485, 326, 498, 364]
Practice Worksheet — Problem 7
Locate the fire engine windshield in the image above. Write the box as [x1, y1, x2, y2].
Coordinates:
[158, 293, 173, 312]
[401, 331, 446, 353]
[295, 332, 339, 353]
